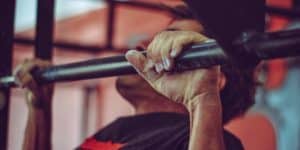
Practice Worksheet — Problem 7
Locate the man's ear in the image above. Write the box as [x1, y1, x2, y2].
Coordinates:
[219, 72, 226, 90]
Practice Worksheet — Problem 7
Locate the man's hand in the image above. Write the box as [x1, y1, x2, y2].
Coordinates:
[14, 59, 53, 150]
[125, 30, 222, 110]
[14, 59, 53, 109]
[126, 30, 225, 150]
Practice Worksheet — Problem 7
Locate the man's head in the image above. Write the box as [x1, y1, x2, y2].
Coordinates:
[116, 2, 263, 124]
[184, 0, 265, 52]
[183, 0, 265, 123]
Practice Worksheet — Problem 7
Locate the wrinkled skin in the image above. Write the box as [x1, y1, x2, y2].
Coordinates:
[125, 30, 222, 110]
[14, 17, 225, 150]
[116, 19, 225, 110]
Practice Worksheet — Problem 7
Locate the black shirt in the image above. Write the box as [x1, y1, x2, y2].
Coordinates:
[78, 112, 244, 150]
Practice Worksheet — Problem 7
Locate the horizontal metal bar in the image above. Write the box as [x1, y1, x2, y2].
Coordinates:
[1, 40, 227, 87]
[2, 29, 300, 88]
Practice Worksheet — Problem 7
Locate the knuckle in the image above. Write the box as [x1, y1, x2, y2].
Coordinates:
[172, 39, 184, 49]
[154, 31, 172, 42]
[160, 46, 171, 57]
[13, 65, 22, 75]
[147, 48, 160, 62]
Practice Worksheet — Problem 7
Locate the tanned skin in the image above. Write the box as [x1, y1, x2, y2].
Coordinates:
[15, 18, 226, 150]
[14, 59, 53, 150]
[124, 19, 225, 150]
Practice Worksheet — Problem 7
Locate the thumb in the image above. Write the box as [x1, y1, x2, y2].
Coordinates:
[125, 50, 146, 73]
[125, 50, 160, 82]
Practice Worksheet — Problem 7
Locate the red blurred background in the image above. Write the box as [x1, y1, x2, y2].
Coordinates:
[9, 0, 298, 149]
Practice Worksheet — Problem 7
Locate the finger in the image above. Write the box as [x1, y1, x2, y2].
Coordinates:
[148, 33, 174, 72]
[154, 39, 173, 72]
[17, 65, 43, 98]
[125, 50, 160, 82]
[156, 32, 174, 71]
[170, 37, 192, 58]
[125, 50, 146, 72]
[14, 59, 51, 76]
[17, 71, 39, 91]
[13, 58, 50, 87]
[33, 59, 52, 68]
[13, 59, 31, 76]
[15, 71, 32, 88]
[162, 55, 174, 71]
[147, 37, 160, 63]
[147, 39, 163, 73]
[160, 39, 174, 71]
[16, 73, 41, 100]
[170, 33, 208, 58]
[14, 59, 36, 87]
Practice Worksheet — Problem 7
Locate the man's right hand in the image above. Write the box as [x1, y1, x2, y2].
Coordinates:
[14, 59, 54, 109]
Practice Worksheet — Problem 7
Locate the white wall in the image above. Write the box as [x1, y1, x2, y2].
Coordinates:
[8, 85, 86, 150]
[15, 0, 104, 32]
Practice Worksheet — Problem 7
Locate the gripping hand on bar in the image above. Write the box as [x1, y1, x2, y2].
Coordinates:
[0, 39, 227, 88]
[12, 28, 228, 150]
[13, 59, 54, 108]
[125, 30, 222, 106]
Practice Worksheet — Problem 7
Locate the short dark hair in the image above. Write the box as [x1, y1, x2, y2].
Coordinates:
[161, 4, 197, 20]
[162, 3, 263, 124]
[220, 64, 258, 123]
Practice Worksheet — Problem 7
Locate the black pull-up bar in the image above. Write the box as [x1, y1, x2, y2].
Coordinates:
[1, 29, 300, 88]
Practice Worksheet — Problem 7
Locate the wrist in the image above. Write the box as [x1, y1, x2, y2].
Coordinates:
[185, 92, 222, 114]
[28, 103, 52, 111]
[28, 104, 52, 114]
[26, 93, 52, 110]
[187, 92, 223, 132]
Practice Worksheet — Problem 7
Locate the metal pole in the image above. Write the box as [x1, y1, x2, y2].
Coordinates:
[294, 0, 300, 9]
[35, 0, 55, 60]
[106, 0, 116, 50]
[0, 40, 225, 87]
[1, 29, 300, 88]
[0, 0, 16, 149]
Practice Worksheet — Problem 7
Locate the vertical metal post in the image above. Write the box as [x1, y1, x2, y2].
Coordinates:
[0, 0, 16, 149]
[294, 0, 300, 8]
[106, 0, 116, 49]
[80, 86, 95, 140]
[35, 0, 55, 60]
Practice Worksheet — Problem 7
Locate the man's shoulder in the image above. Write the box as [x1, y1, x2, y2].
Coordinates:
[88, 125, 244, 150]
[78, 114, 244, 150]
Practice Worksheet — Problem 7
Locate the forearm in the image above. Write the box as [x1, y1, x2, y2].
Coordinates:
[23, 107, 52, 150]
[187, 93, 225, 150]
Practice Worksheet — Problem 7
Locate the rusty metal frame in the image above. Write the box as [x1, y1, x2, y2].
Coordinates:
[0, 0, 16, 149]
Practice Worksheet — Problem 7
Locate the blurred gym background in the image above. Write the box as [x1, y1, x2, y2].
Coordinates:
[5, 0, 300, 149]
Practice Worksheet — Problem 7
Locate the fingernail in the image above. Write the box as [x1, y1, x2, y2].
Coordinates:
[155, 63, 163, 73]
[170, 49, 177, 58]
[155, 64, 160, 73]
[159, 63, 164, 72]
[204, 39, 216, 43]
[126, 50, 138, 56]
[163, 58, 171, 70]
